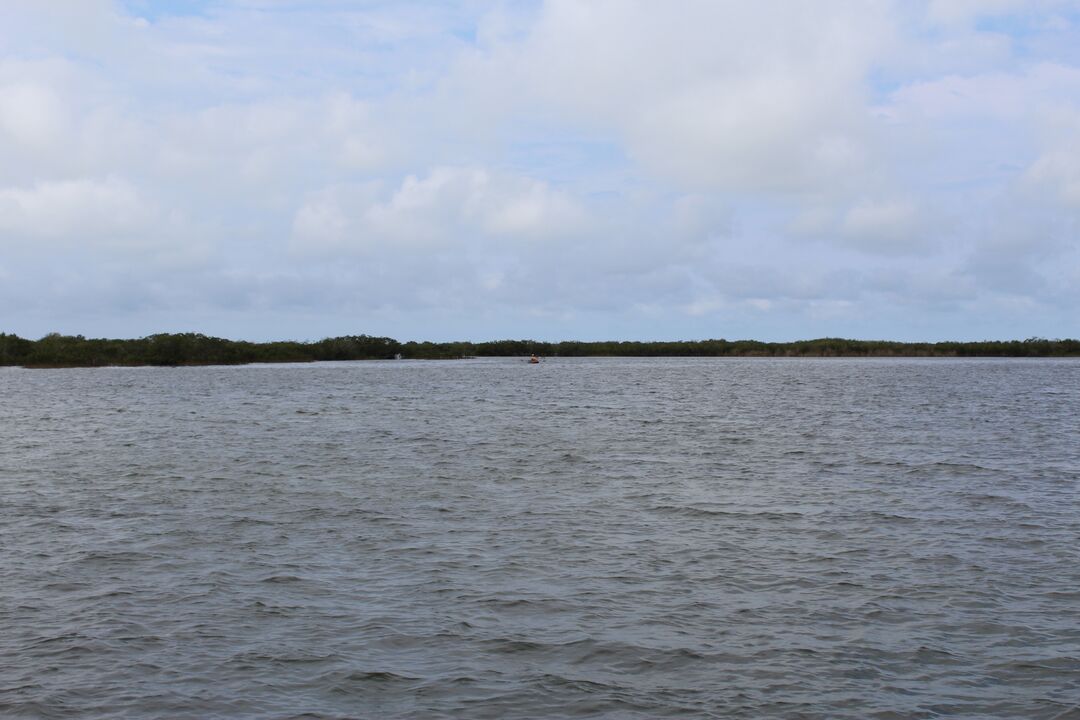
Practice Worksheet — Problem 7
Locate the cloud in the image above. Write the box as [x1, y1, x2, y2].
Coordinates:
[0, 176, 211, 273]
[449, 0, 894, 193]
[0, 177, 151, 245]
[924, 0, 1077, 27]
[1, 1, 1079, 341]
[291, 166, 587, 254]
[0, 81, 66, 149]
[840, 199, 928, 251]
[886, 63, 1080, 121]
[1027, 108, 1080, 207]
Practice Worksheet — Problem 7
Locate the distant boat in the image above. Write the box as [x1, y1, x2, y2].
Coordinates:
[528, 354, 540, 364]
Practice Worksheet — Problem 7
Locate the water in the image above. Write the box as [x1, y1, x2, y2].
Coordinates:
[2, 357, 1079, 719]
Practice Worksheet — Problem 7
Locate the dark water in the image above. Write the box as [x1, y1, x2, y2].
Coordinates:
[2, 357, 1079, 719]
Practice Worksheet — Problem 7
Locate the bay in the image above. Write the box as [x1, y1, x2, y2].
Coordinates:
[2, 357, 1079, 719]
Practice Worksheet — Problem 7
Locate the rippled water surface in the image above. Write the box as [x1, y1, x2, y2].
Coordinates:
[2, 357, 1080, 719]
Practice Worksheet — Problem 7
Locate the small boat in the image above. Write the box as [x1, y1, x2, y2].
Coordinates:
[528, 354, 540, 364]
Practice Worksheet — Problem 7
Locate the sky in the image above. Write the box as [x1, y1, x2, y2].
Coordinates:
[1, 0, 1079, 342]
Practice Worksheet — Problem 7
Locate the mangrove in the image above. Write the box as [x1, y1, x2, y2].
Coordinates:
[1, 332, 1079, 368]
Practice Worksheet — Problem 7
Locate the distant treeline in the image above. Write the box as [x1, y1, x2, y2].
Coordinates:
[2, 332, 1079, 367]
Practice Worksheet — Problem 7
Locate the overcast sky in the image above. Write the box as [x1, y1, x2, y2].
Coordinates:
[2, 1, 1079, 342]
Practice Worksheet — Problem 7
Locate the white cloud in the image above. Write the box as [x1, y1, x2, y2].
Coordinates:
[0, 177, 151, 244]
[924, 0, 1076, 27]
[886, 63, 1080, 122]
[1, 1, 1079, 340]
[291, 166, 587, 253]
[0, 82, 66, 148]
[450, 0, 893, 193]
[0, 176, 212, 272]
[841, 199, 925, 250]
[291, 189, 355, 249]
[1027, 108, 1080, 207]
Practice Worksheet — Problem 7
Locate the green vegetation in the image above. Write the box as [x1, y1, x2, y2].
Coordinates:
[2, 332, 1079, 368]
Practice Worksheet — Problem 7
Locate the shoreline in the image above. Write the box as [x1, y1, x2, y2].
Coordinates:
[3, 331, 1080, 369]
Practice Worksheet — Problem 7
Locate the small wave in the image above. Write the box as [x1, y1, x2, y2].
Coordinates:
[346, 670, 419, 682]
[40, 582, 93, 592]
[866, 511, 917, 522]
[958, 493, 1034, 511]
[259, 574, 305, 583]
[479, 638, 548, 654]
[535, 672, 627, 693]
[70, 550, 156, 565]
[907, 461, 1007, 477]
[651, 505, 807, 521]
[1042, 590, 1080, 599]
[989, 656, 1080, 672]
